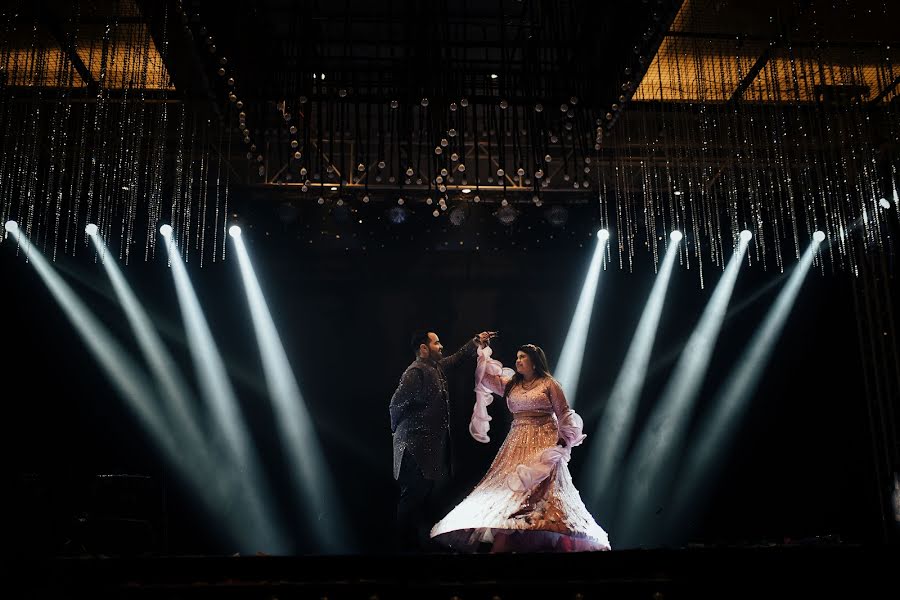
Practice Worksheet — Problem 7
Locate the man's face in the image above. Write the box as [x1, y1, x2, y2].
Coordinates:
[422, 332, 444, 361]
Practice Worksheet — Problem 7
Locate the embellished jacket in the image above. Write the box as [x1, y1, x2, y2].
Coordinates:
[390, 337, 479, 480]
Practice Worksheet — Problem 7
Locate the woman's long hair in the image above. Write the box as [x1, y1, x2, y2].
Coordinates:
[503, 344, 553, 401]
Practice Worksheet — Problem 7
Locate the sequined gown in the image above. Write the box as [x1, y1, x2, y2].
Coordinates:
[430, 346, 611, 552]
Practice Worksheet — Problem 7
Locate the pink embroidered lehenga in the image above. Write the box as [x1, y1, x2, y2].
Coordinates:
[430, 346, 610, 552]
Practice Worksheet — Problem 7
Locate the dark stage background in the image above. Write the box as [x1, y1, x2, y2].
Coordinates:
[1, 225, 891, 556]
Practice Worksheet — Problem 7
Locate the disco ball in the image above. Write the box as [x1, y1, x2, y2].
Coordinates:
[387, 206, 409, 224]
[544, 205, 568, 227]
[449, 206, 466, 226]
[496, 205, 517, 225]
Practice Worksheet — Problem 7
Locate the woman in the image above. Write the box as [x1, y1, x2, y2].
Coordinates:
[430, 343, 610, 552]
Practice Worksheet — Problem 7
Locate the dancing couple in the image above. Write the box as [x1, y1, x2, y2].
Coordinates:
[389, 329, 610, 553]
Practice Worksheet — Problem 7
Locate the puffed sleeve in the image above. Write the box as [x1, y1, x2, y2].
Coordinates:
[389, 367, 423, 433]
[469, 345, 514, 443]
[548, 378, 586, 448]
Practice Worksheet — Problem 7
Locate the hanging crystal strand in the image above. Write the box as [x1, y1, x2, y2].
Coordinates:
[143, 102, 163, 261]
[149, 99, 168, 260]
[0, 9, 21, 242]
[182, 111, 197, 262]
[0, 96, 13, 240]
[764, 52, 788, 273]
[147, 1, 170, 260]
[38, 48, 62, 255]
[637, 110, 656, 271]
[877, 53, 899, 225]
[127, 21, 144, 260]
[851, 60, 885, 251]
[742, 49, 770, 271]
[111, 23, 129, 261]
[66, 98, 89, 256]
[51, 29, 77, 263]
[83, 24, 111, 253]
[669, 36, 688, 271]
[814, 53, 836, 275]
[99, 19, 122, 253]
[710, 48, 734, 273]
[649, 131, 664, 271]
[825, 56, 852, 270]
[9, 38, 33, 252]
[650, 129, 664, 272]
[598, 148, 610, 264]
[816, 52, 848, 271]
[221, 111, 231, 262]
[732, 53, 755, 267]
[10, 25, 31, 239]
[825, 60, 861, 269]
[848, 60, 880, 249]
[694, 48, 719, 288]
[196, 120, 209, 258]
[724, 50, 745, 268]
[686, 35, 707, 282]
[44, 45, 72, 255]
[113, 29, 135, 261]
[212, 116, 223, 263]
[787, 45, 817, 259]
[198, 120, 210, 268]
[623, 118, 637, 272]
[721, 53, 741, 267]
[122, 25, 151, 264]
[789, 48, 828, 261]
[0, 6, 10, 230]
[705, 44, 727, 272]
[745, 100, 765, 270]
[656, 39, 673, 267]
[612, 144, 624, 271]
[827, 59, 860, 276]
[171, 102, 186, 257]
[21, 32, 46, 247]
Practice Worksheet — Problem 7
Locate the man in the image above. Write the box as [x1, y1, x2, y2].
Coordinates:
[390, 329, 495, 551]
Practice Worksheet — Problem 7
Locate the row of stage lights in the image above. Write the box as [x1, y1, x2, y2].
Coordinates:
[3, 215, 349, 554]
[7, 222, 828, 246]
[1, 211, 835, 552]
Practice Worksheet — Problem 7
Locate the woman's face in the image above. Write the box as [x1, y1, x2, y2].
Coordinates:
[515, 350, 535, 376]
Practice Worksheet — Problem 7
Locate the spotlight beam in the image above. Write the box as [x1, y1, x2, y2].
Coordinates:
[7, 225, 270, 550]
[585, 236, 680, 514]
[7, 227, 177, 453]
[232, 234, 352, 552]
[88, 230, 205, 449]
[616, 237, 750, 547]
[556, 233, 608, 407]
[665, 240, 818, 541]
[162, 237, 289, 554]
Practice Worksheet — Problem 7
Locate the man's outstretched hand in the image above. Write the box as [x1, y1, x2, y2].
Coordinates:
[477, 331, 499, 346]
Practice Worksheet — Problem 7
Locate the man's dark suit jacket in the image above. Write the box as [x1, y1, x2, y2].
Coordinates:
[389, 338, 478, 481]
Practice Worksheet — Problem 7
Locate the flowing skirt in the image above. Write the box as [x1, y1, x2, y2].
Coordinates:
[431, 413, 610, 552]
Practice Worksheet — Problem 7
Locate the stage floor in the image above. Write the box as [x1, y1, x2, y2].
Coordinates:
[9, 544, 898, 599]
